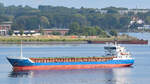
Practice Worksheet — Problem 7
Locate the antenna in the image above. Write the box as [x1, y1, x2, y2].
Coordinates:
[20, 40, 23, 58]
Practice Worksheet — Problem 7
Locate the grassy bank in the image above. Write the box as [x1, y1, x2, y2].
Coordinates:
[0, 35, 139, 43]
[0, 36, 85, 42]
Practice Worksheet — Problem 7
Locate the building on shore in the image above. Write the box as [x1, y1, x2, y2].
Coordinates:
[12, 28, 69, 36]
[118, 9, 149, 14]
[40, 28, 69, 35]
[13, 30, 40, 36]
[137, 25, 150, 30]
[97, 8, 150, 15]
[0, 21, 12, 36]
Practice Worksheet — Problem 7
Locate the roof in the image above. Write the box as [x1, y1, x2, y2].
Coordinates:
[0, 21, 13, 24]
[42, 29, 69, 31]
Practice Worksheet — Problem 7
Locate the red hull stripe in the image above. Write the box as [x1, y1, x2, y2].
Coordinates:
[13, 64, 132, 70]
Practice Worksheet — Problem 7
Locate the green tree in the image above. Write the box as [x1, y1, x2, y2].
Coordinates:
[20, 29, 24, 35]
[39, 27, 44, 35]
[119, 17, 130, 26]
[8, 30, 14, 35]
[102, 7, 118, 14]
[0, 3, 5, 14]
[146, 16, 150, 24]
[109, 30, 118, 36]
[68, 22, 80, 35]
[0, 4, 148, 32]
[40, 16, 50, 28]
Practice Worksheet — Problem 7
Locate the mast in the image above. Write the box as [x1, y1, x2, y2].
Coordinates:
[20, 40, 23, 58]
[114, 35, 118, 45]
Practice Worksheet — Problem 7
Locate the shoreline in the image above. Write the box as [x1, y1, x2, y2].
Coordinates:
[0, 40, 148, 44]
[0, 35, 148, 44]
[0, 41, 87, 44]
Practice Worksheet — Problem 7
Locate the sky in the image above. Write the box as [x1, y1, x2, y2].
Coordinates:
[0, 0, 150, 9]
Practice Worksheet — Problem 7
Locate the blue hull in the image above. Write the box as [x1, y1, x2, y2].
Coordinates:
[7, 58, 134, 67]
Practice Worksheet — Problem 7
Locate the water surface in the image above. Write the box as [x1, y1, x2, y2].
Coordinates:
[0, 33, 150, 84]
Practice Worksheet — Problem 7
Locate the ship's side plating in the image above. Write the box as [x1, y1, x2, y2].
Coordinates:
[7, 42, 134, 70]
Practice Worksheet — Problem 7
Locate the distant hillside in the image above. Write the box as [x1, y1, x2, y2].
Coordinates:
[0, 3, 150, 33]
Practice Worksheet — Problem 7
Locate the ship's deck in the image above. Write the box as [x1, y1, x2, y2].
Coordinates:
[30, 56, 116, 63]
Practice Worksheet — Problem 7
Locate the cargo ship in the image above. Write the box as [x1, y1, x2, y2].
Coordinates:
[7, 42, 134, 70]
[88, 39, 148, 44]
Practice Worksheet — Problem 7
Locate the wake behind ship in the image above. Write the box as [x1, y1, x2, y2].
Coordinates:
[7, 43, 134, 70]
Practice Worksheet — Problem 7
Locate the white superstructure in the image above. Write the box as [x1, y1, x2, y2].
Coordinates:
[104, 42, 133, 60]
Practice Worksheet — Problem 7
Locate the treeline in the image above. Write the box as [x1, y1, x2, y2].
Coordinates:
[1, 3, 150, 35]
[68, 22, 108, 37]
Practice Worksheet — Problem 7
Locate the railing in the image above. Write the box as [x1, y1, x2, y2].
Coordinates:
[30, 57, 115, 63]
